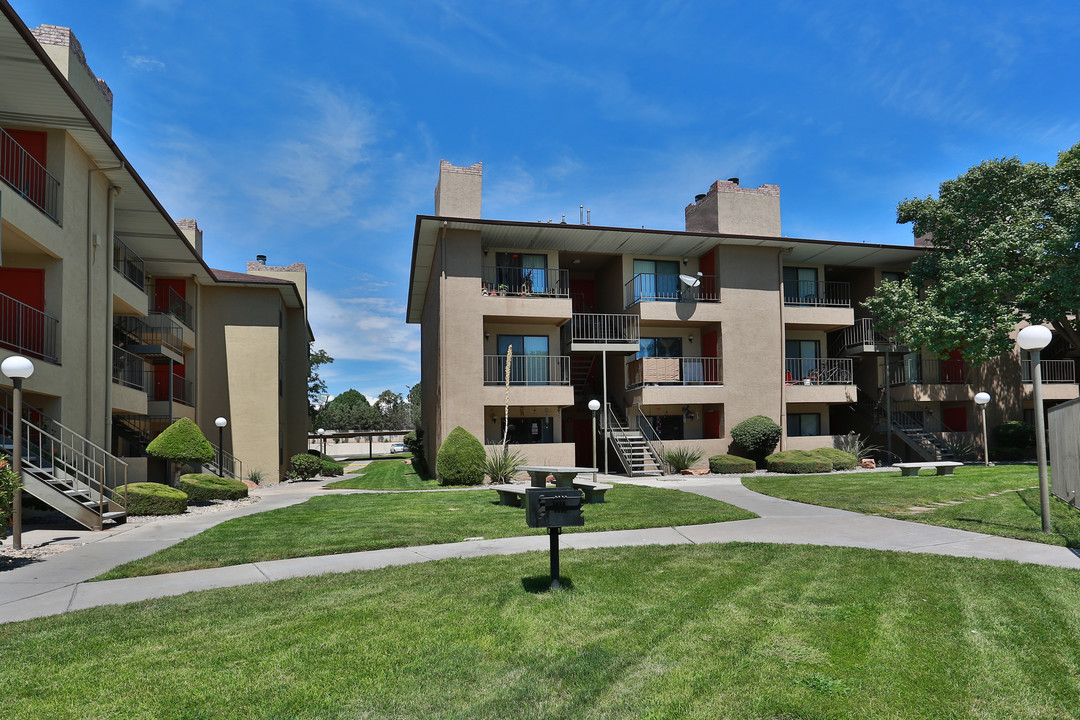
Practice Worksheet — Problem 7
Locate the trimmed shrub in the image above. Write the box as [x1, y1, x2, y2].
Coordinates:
[813, 447, 858, 471]
[146, 418, 215, 467]
[290, 453, 323, 481]
[178, 474, 248, 502]
[663, 446, 704, 473]
[993, 421, 1035, 450]
[990, 446, 1026, 462]
[118, 482, 188, 515]
[766, 450, 831, 474]
[320, 459, 345, 477]
[403, 430, 426, 471]
[436, 426, 486, 486]
[730, 415, 782, 467]
[708, 454, 756, 474]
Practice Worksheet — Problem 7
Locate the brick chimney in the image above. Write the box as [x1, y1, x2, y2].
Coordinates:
[685, 178, 781, 236]
[30, 25, 113, 134]
[434, 160, 482, 218]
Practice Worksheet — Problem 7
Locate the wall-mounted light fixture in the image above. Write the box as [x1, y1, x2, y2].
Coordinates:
[682, 257, 689, 265]
[688, 334, 694, 344]
[484, 331, 490, 340]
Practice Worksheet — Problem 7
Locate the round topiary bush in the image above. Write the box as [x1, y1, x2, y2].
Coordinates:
[146, 418, 215, 468]
[708, 454, 756, 474]
[118, 482, 188, 515]
[730, 415, 782, 467]
[436, 426, 486, 486]
[290, 453, 323, 481]
[765, 450, 831, 474]
[812, 448, 858, 471]
[178, 474, 249, 502]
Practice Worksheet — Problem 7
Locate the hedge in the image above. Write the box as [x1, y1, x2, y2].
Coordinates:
[290, 453, 323, 481]
[765, 450, 831, 474]
[117, 482, 188, 515]
[708, 454, 756, 474]
[178, 474, 248, 502]
[812, 447, 858, 471]
[320, 459, 345, 477]
[436, 426, 486, 486]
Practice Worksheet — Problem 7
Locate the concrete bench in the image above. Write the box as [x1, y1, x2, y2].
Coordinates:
[895, 461, 964, 477]
[491, 485, 529, 507]
[572, 480, 613, 504]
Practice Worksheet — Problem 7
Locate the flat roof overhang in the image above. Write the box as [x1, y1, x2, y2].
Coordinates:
[406, 215, 926, 324]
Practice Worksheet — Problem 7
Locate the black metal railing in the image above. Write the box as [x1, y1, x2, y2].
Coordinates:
[561, 313, 640, 346]
[626, 357, 723, 388]
[480, 266, 569, 297]
[0, 291, 60, 363]
[114, 315, 184, 356]
[1, 128, 60, 222]
[783, 280, 851, 308]
[146, 371, 194, 406]
[887, 358, 969, 386]
[483, 355, 570, 385]
[785, 357, 853, 385]
[150, 283, 194, 330]
[624, 273, 720, 306]
[113, 235, 146, 290]
[112, 346, 147, 390]
[1021, 359, 1076, 384]
[207, 441, 243, 481]
[841, 318, 895, 347]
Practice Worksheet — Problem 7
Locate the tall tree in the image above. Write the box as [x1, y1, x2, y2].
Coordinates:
[407, 382, 421, 429]
[317, 389, 377, 431]
[375, 389, 411, 429]
[308, 345, 334, 410]
[865, 142, 1080, 363]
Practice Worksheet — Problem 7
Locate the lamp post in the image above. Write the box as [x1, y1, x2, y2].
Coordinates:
[1017, 324, 1053, 533]
[2, 355, 35, 551]
[214, 417, 227, 476]
[318, 428, 326, 456]
[974, 392, 991, 467]
[588, 399, 600, 480]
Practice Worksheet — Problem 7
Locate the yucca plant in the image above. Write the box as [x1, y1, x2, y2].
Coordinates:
[662, 446, 703, 473]
[482, 444, 527, 484]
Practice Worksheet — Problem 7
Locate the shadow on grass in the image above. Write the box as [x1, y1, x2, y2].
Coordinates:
[522, 575, 576, 593]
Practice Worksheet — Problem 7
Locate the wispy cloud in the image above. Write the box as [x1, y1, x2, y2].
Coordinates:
[307, 289, 419, 370]
[123, 53, 166, 71]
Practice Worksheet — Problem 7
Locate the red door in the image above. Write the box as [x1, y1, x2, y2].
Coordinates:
[702, 329, 719, 383]
[154, 278, 186, 314]
[569, 279, 595, 313]
[941, 350, 966, 384]
[942, 407, 968, 432]
[2, 129, 48, 208]
[0, 267, 46, 356]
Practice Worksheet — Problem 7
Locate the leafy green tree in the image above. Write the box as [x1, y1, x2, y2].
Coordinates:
[308, 345, 334, 411]
[375, 389, 411, 430]
[317, 389, 378, 431]
[865, 142, 1080, 363]
[407, 382, 421, 429]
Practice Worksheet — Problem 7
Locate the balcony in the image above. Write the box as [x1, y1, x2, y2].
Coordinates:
[784, 280, 851, 307]
[147, 371, 195, 406]
[841, 318, 907, 354]
[483, 354, 570, 385]
[785, 357, 855, 403]
[114, 315, 184, 362]
[113, 235, 146, 290]
[1021, 359, 1076, 384]
[112, 346, 147, 390]
[626, 357, 723, 389]
[150, 283, 195, 331]
[561, 313, 639, 353]
[885, 358, 970, 403]
[0, 128, 60, 223]
[481, 266, 569, 298]
[0, 291, 60, 363]
[624, 273, 720, 307]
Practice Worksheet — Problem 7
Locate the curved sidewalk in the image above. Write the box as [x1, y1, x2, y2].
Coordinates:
[3, 474, 1080, 624]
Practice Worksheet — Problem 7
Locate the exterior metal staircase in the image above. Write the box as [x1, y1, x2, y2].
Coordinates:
[890, 410, 956, 461]
[113, 413, 242, 480]
[605, 404, 664, 476]
[2, 389, 127, 530]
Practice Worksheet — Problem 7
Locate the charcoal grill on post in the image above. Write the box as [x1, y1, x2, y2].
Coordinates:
[526, 487, 584, 589]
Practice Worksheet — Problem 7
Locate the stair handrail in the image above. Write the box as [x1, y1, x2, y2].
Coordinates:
[208, 441, 243, 480]
[604, 403, 634, 475]
[630, 405, 666, 472]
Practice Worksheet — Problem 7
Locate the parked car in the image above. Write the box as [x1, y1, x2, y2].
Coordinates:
[389, 443, 407, 454]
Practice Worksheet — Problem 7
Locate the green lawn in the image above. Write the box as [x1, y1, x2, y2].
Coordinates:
[96, 485, 755, 579]
[9, 543, 1080, 720]
[327, 455, 439, 490]
[745, 464, 1080, 546]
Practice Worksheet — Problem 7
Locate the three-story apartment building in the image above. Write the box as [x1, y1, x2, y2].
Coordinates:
[407, 161, 1077, 474]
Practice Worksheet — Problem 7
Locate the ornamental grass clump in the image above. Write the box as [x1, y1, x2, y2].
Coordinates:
[730, 415, 781, 468]
[482, 444, 526, 484]
[436, 426, 486, 486]
[708, 454, 756, 474]
[662, 446, 704, 473]
[117, 482, 188, 515]
[178, 474, 248, 502]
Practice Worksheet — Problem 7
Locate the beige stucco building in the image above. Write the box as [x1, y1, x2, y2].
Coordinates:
[407, 161, 1078, 474]
[0, 7, 311, 529]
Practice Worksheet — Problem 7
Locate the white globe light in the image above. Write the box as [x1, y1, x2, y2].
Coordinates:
[1017, 325, 1052, 351]
[215, 417, 227, 427]
[974, 392, 991, 405]
[318, 428, 325, 435]
[1, 355, 34, 379]
[588, 399, 601, 411]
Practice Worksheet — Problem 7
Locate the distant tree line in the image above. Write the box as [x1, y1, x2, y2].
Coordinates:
[312, 386, 418, 432]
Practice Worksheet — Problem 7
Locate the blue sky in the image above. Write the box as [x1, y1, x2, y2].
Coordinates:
[10, 1, 1080, 400]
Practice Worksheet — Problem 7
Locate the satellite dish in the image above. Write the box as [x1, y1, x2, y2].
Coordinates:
[679, 274, 701, 288]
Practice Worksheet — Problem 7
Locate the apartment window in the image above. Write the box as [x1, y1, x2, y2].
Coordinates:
[785, 339, 820, 381]
[494, 252, 548, 293]
[497, 334, 549, 384]
[783, 266, 818, 304]
[505, 416, 553, 444]
[633, 259, 680, 302]
[637, 337, 682, 359]
[788, 413, 821, 437]
[645, 414, 684, 441]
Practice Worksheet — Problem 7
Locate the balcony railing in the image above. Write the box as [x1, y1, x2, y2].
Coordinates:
[0, 291, 60, 363]
[562, 313, 640, 346]
[1021, 359, 1076, 384]
[151, 283, 194, 330]
[785, 357, 853, 385]
[481, 266, 569, 297]
[624, 273, 720, 307]
[483, 355, 570, 385]
[114, 314, 184, 357]
[841, 317, 897, 348]
[783, 280, 851, 308]
[147, 371, 194, 406]
[1, 128, 61, 223]
[887, 358, 969, 386]
[626, 357, 723, 388]
[112, 345, 147, 391]
[113, 235, 146, 291]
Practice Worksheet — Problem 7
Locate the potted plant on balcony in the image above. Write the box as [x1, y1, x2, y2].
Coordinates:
[497, 284, 509, 296]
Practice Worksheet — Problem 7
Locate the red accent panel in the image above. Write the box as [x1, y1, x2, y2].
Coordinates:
[154, 278, 187, 314]
[704, 406, 721, 439]
[699, 248, 716, 279]
[943, 407, 968, 432]
[4, 129, 47, 165]
[569, 279, 595, 313]
[0, 268, 45, 309]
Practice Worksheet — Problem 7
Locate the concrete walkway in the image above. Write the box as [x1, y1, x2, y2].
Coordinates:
[3, 472, 1080, 624]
